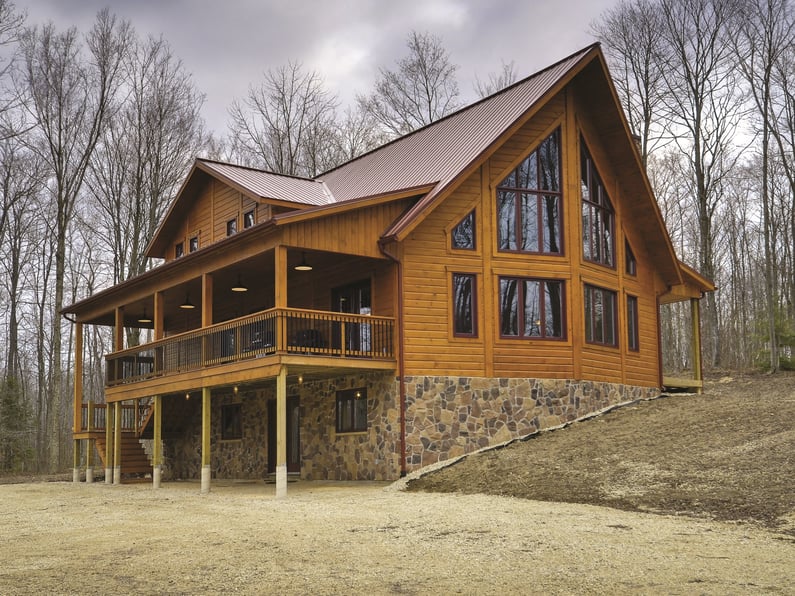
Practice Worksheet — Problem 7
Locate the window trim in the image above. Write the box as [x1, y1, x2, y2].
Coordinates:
[498, 276, 566, 340]
[335, 388, 368, 434]
[243, 209, 255, 229]
[226, 218, 237, 237]
[625, 238, 637, 276]
[627, 294, 640, 352]
[452, 272, 478, 338]
[581, 139, 616, 269]
[175, 241, 184, 259]
[496, 128, 563, 256]
[189, 234, 199, 253]
[584, 283, 618, 348]
[451, 209, 476, 251]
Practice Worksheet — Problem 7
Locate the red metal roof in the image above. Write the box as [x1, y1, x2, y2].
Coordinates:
[198, 160, 333, 206]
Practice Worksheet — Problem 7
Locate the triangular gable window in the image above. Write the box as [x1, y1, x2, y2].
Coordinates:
[452, 210, 476, 250]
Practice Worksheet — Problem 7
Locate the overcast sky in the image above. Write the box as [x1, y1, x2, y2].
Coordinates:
[18, 0, 616, 135]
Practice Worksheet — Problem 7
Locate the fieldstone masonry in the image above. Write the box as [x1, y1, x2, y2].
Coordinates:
[161, 373, 659, 481]
[403, 376, 660, 472]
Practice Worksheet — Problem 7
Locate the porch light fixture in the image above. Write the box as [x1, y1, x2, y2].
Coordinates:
[180, 293, 195, 309]
[231, 274, 248, 292]
[233, 385, 239, 395]
[294, 252, 313, 271]
[185, 392, 190, 400]
[138, 307, 152, 324]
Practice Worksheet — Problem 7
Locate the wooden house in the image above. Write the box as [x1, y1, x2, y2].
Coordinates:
[63, 44, 714, 496]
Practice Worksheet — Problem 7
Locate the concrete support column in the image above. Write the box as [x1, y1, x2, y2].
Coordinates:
[276, 365, 288, 499]
[201, 387, 211, 494]
[153, 395, 162, 489]
[113, 401, 122, 485]
[105, 402, 114, 484]
[86, 438, 94, 483]
[72, 439, 80, 483]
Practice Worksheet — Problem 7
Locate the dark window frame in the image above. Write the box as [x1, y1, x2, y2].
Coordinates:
[581, 140, 615, 268]
[498, 277, 566, 340]
[584, 284, 618, 347]
[189, 235, 199, 253]
[221, 403, 242, 440]
[625, 239, 637, 276]
[452, 273, 477, 337]
[175, 241, 184, 259]
[627, 294, 640, 351]
[226, 218, 237, 236]
[243, 209, 255, 229]
[451, 209, 476, 250]
[335, 388, 368, 433]
[496, 128, 563, 255]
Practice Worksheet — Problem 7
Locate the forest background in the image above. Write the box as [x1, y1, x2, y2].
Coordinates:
[0, 0, 793, 473]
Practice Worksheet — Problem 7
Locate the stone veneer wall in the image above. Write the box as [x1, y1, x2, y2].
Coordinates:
[403, 376, 660, 472]
[163, 371, 401, 481]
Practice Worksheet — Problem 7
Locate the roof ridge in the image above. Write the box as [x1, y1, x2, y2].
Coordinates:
[198, 157, 320, 183]
[315, 43, 599, 181]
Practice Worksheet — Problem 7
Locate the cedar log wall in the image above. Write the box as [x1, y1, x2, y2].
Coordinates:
[400, 90, 663, 389]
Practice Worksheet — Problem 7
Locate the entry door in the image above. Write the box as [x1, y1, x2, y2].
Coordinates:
[267, 396, 300, 474]
[332, 280, 372, 352]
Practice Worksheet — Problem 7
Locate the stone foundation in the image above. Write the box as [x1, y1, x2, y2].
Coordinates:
[403, 376, 659, 472]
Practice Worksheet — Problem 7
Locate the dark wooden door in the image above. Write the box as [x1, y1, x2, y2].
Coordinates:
[267, 396, 300, 474]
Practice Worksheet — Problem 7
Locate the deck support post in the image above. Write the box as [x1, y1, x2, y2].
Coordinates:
[105, 401, 114, 484]
[276, 365, 288, 499]
[691, 298, 703, 395]
[201, 387, 211, 494]
[113, 401, 122, 485]
[85, 438, 94, 484]
[72, 440, 80, 483]
[153, 395, 162, 489]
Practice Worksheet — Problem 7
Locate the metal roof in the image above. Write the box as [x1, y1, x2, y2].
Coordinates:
[198, 160, 333, 206]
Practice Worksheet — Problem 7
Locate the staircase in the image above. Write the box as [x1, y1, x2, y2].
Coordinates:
[95, 434, 152, 479]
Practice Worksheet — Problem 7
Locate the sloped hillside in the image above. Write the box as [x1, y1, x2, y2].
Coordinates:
[408, 373, 795, 534]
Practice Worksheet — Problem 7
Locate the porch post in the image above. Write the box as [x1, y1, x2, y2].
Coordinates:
[153, 395, 162, 489]
[73, 321, 83, 483]
[276, 365, 288, 499]
[105, 401, 114, 484]
[72, 440, 80, 483]
[85, 439, 94, 484]
[691, 298, 704, 394]
[201, 387, 211, 494]
[113, 401, 122, 485]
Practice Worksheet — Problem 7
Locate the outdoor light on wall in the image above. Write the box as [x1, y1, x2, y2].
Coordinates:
[231, 274, 248, 292]
[185, 392, 190, 400]
[138, 307, 152, 324]
[298, 375, 303, 384]
[294, 252, 313, 271]
[180, 293, 195, 309]
[355, 390, 362, 399]
[233, 385, 239, 395]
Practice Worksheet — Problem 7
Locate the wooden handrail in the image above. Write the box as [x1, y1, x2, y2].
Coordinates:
[105, 307, 395, 387]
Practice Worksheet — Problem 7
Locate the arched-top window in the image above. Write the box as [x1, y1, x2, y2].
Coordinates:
[496, 128, 562, 254]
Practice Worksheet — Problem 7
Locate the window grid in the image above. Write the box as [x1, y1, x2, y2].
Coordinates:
[336, 388, 368, 433]
[499, 277, 565, 340]
[584, 284, 618, 347]
[581, 141, 615, 268]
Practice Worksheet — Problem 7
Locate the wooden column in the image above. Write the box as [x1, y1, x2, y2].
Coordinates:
[85, 402, 94, 484]
[152, 395, 162, 489]
[73, 322, 83, 483]
[114, 307, 124, 351]
[691, 298, 703, 394]
[153, 291, 164, 340]
[275, 365, 288, 499]
[201, 387, 211, 494]
[105, 401, 113, 484]
[113, 401, 122, 485]
[275, 246, 288, 350]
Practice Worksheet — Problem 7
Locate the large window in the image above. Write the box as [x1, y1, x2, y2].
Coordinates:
[452, 210, 476, 250]
[452, 273, 477, 337]
[584, 284, 617, 347]
[336, 388, 368, 433]
[627, 295, 639, 351]
[581, 141, 615, 267]
[499, 277, 564, 339]
[497, 129, 562, 254]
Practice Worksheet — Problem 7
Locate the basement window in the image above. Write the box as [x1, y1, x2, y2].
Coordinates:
[336, 388, 367, 433]
[221, 403, 242, 440]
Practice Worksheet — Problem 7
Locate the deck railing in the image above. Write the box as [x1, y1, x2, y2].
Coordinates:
[78, 401, 150, 433]
[106, 307, 394, 387]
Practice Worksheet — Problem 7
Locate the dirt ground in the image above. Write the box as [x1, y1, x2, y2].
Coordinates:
[1, 373, 794, 595]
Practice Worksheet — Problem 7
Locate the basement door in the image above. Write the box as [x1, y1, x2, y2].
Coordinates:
[267, 396, 300, 474]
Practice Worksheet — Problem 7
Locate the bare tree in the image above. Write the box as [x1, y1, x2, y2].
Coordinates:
[357, 30, 460, 137]
[88, 34, 206, 288]
[474, 59, 518, 98]
[591, 0, 668, 166]
[0, 0, 24, 139]
[227, 61, 338, 177]
[16, 9, 131, 471]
